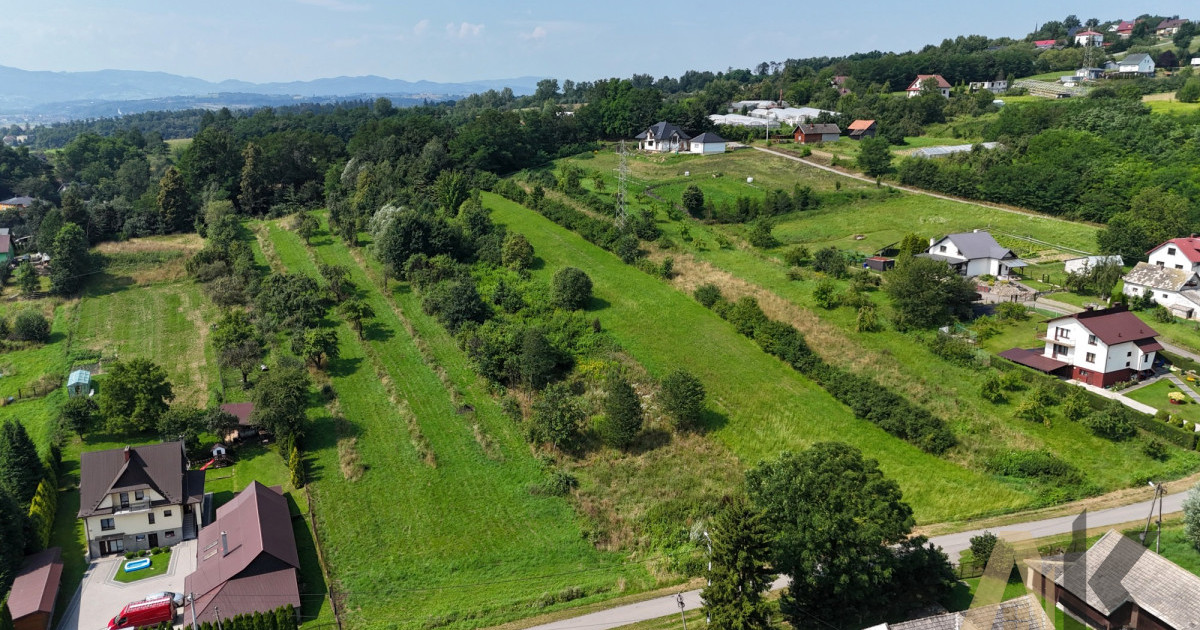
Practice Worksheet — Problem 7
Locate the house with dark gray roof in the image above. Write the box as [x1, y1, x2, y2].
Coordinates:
[1117, 53, 1156, 76]
[78, 441, 204, 557]
[688, 131, 727, 155]
[794, 123, 841, 144]
[863, 594, 1052, 630]
[635, 122, 691, 153]
[1028, 529, 1200, 630]
[923, 230, 1026, 278]
[183, 482, 300, 624]
[1122, 261, 1200, 320]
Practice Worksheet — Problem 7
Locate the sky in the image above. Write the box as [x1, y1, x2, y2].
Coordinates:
[1, 1, 1192, 84]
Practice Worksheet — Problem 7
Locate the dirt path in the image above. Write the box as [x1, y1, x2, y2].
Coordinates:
[753, 145, 1096, 229]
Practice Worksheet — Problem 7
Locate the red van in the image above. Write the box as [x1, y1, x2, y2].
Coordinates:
[107, 596, 175, 630]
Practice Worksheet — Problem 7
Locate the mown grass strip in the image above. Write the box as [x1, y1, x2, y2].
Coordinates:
[263, 220, 649, 630]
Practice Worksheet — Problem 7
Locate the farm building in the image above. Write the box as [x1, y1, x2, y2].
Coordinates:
[864, 256, 894, 272]
[7, 548, 63, 630]
[968, 80, 1008, 93]
[66, 370, 91, 398]
[688, 132, 727, 155]
[793, 123, 840, 144]
[847, 120, 877, 140]
[1121, 262, 1200, 320]
[1063, 254, 1123, 274]
[1027, 529, 1200, 630]
[911, 142, 1000, 158]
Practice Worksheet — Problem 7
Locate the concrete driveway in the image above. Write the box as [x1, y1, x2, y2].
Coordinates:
[56, 541, 196, 630]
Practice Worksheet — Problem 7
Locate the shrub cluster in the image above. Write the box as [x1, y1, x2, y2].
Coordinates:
[985, 450, 1083, 485]
[701, 290, 955, 454]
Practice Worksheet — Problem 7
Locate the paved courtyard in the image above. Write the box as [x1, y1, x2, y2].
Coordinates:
[56, 541, 196, 630]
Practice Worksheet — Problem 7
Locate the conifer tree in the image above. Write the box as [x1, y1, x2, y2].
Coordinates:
[702, 498, 776, 630]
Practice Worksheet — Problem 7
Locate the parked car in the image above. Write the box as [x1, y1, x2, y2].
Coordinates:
[107, 596, 175, 630]
[143, 592, 185, 607]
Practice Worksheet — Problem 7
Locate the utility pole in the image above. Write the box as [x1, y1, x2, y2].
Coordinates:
[702, 531, 713, 625]
[616, 141, 630, 229]
[677, 593, 688, 630]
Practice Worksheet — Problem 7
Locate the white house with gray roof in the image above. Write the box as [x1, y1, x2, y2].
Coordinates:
[1117, 53, 1156, 75]
[688, 132, 727, 155]
[635, 122, 690, 153]
[923, 230, 1027, 277]
[1122, 261, 1200, 319]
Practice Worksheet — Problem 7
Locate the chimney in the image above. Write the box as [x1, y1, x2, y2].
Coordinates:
[123, 446, 130, 463]
[221, 531, 229, 556]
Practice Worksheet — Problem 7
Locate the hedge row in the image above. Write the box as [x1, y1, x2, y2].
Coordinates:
[192, 605, 298, 630]
[493, 182, 621, 251]
[26, 479, 56, 551]
[1135, 413, 1198, 450]
[709, 294, 956, 454]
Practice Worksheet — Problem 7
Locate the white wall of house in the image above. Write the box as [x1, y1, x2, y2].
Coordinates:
[1118, 57, 1155, 74]
[1147, 243, 1200, 272]
[1123, 282, 1200, 319]
[1105, 340, 1154, 373]
[690, 142, 726, 155]
[85, 507, 185, 542]
[1041, 318, 1156, 372]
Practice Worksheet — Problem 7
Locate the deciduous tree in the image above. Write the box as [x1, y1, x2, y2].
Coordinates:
[338, 298, 375, 340]
[529, 382, 585, 452]
[885, 256, 976, 330]
[99, 358, 175, 434]
[550, 267, 593, 310]
[59, 396, 99, 439]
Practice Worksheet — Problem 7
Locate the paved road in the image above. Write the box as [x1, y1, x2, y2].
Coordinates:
[519, 487, 1188, 630]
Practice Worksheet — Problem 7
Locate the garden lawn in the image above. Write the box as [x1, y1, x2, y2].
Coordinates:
[112, 551, 171, 583]
[71, 279, 218, 407]
[483, 192, 1031, 524]
[1125, 380, 1200, 425]
[0, 300, 72, 404]
[262, 221, 648, 630]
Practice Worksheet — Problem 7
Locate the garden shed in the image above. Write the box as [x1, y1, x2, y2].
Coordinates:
[66, 370, 91, 398]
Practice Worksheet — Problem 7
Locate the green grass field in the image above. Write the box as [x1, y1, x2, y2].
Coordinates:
[482, 192, 1040, 523]
[258, 219, 651, 630]
[1126, 380, 1200, 424]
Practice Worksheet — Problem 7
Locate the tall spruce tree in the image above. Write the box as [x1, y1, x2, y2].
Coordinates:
[702, 498, 776, 630]
[0, 489, 25, 594]
[0, 420, 44, 506]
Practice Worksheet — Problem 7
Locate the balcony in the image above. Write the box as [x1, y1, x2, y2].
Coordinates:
[113, 500, 152, 514]
[1037, 334, 1075, 347]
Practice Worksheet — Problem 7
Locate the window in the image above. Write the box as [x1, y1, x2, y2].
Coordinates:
[164, 510, 172, 517]
[119, 492, 129, 507]
[135, 535, 145, 542]
[1126, 362, 1131, 367]
[1163, 293, 1169, 299]
[101, 518, 115, 531]
[1177, 265, 1185, 270]
[1055, 327, 1070, 340]
[939, 245, 947, 253]
[1127, 351, 1132, 357]
[134, 490, 144, 501]
[1053, 344, 1069, 356]
[1158, 261, 1165, 268]
[1169, 247, 1177, 255]
[165, 531, 175, 539]
[1086, 352, 1096, 362]
[148, 512, 155, 525]
[1088, 334, 1097, 345]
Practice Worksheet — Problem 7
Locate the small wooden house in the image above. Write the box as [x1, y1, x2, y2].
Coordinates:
[793, 123, 840, 144]
[864, 256, 895, 272]
[66, 370, 91, 398]
[847, 120, 877, 140]
[8, 548, 62, 630]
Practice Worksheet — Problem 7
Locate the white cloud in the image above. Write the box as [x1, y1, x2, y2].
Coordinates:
[520, 26, 547, 40]
[413, 19, 430, 36]
[446, 22, 485, 38]
[294, 0, 368, 12]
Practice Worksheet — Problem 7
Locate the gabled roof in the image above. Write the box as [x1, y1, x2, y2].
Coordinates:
[1033, 39, 1058, 46]
[931, 231, 1018, 261]
[906, 74, 952, 91]
[78, 441, 199, 517]
[1123, 261, 1198, 292]
[690, 131, 727, 143]
[886, 594, 1052, 630]
[67, 369, 91, 387]
[636, 121, 689, 142]
[0, 196, 33, 207]
[184, 482, 300, 623]
[220, 402, 255, 426]
[1120, 53, 1153, 66]
[7, 547, 62, 621]
[1117, 20, 1136, 32]
[848, 119, 876, 130]
[1047, 306, 1158, 345]
[1149, 237, 1200, 263]
[1054, 530, 1200, 628]
[795, 123, 841, 135]
[1075, 30, 1104, 36]
[1156, 18, 1188, 30]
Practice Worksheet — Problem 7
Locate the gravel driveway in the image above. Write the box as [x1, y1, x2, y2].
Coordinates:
[56, 541, 196, 630]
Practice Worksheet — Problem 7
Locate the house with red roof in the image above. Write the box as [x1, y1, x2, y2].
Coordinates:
[999, 306, 1161, 387]
[905, 74, 951, 98]
[1033, 39, 1058, 49]
[1118, 238, 1200, 320]
[1115, 20, 1137, 38]
[1074, 30, 1104, 46]
[1146, 237, 1200, 273]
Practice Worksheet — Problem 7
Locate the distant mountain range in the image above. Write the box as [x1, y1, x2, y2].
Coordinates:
[0, 65, 543, 121]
